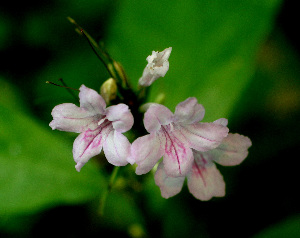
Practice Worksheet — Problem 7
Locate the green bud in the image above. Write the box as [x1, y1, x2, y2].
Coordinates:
[100, 78, 117, 104]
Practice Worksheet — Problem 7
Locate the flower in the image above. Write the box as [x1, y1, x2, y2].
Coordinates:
[154, 119, 252, 200]
[49, 85, 134, 171]
[138, 47, 172, 87]
[131, 97, 229, 177]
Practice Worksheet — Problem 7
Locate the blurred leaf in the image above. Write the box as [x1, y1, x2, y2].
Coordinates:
[0, 79, 106, 216]
[106, 0, 282, 121]
[101, 191, 146, 235]
[252, 215, 300, 238]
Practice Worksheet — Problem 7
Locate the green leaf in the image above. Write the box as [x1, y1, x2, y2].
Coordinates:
[0, 79, 106, 216]
[252, 215, 300, 238]
[105, 0, 282, 121]
[101, 191, 146, 234]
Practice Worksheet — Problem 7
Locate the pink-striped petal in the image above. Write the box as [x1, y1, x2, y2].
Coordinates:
[212, 133, 252, 166]
[50, 103, 102, 133]
[180, 122, 229, 152]
[161, 128, 194, 177]
[155, 162, 185, 199]
[73, 123, 112, 171]
[174, 97, 205, 124]
[144, 104, 174, 133]
[105, 104, 134, 133]
[103, 131, 131, 166]
[187, 151, 225, 201]
[79, 85, 106, 115]
[132, 134, 165, 175]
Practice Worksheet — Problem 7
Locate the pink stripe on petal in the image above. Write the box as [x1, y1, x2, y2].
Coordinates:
[50, 103, 101, 133]
[73, 122, 112, 171]
[181, 123, 229, 152]
[187, 159, 225, 201]
[161, 126, 194, 177]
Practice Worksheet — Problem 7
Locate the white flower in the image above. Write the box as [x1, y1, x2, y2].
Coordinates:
[138, 47, 172, 86]
[49, 85, 134, 171]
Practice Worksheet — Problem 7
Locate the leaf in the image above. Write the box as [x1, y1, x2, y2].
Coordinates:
[0, 79, 106, 216]
[105, 0, 282, 121]
[252, 215, 300, 238]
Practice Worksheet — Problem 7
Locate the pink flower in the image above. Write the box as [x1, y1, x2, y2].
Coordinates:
[131, 97, 229, 177]
[138, 47, 172, 87]
[50, 85, 134, 171]
[155, 119, 252, 200]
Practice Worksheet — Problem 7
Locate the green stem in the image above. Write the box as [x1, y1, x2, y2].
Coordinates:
[99, 166, 120, 216]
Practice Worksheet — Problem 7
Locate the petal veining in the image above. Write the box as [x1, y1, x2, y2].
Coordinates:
[180, 122, 229, 152]
[187, 151, 225, 201]
[50, 103, 102, 133]
[161, 125, 194, 177]
[73, 120, 112, 171]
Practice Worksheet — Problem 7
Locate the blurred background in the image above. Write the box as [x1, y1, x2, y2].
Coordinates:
[0, 0, 299, 237]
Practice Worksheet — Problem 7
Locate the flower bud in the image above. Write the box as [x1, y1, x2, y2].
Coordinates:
[100, 78, 117, 104]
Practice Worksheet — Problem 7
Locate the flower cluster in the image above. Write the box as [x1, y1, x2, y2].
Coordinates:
[50, 47, 251, 200]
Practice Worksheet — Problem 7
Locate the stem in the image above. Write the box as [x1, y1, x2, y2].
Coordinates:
[99, 166, 120, 216]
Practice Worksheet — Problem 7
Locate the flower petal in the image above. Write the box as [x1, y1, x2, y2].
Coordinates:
[212, 133, 252, 166]
[174, 97, 205, 124]
[187, 151, 225, 201]
[155, 162, 185, 199]
[73, 124, 112, 171]
[49, 103, 101, 133]
[138, 47, 172, 87]
[103, 131, 131, 166]
[79, 85, 106, 115]
[144, 104, 174, 133]
[132, 134, 165, 175]
[180, 122, 229, 152]
[213, 118, 228, 127]
[161, 128, 194, 177]
[105, 104, 134, 133]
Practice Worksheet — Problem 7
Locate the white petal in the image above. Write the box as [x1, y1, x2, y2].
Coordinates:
[132, 134, 165, 175]
[174, 97, 205, 124]
[144, 104, 174, 133]
[138, 47, 172, 87]
[212, 133, 252, 166]
[103, 131, 131, 166]
[50, 103, 101, 133]
[105, 104, 134, 133]
[213, 118, 228, 127]
[79, 85, 106, 115]
[187, 152, 225, 201]
[180, 122, 229, 152]
[155, 162, 185, 199]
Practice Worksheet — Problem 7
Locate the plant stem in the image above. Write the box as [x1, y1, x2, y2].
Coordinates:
[99, 166, 120, 216]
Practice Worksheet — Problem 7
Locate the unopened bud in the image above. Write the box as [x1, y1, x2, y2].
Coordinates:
[100, 78, 117, 104]
[113, 61, 128, 87]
